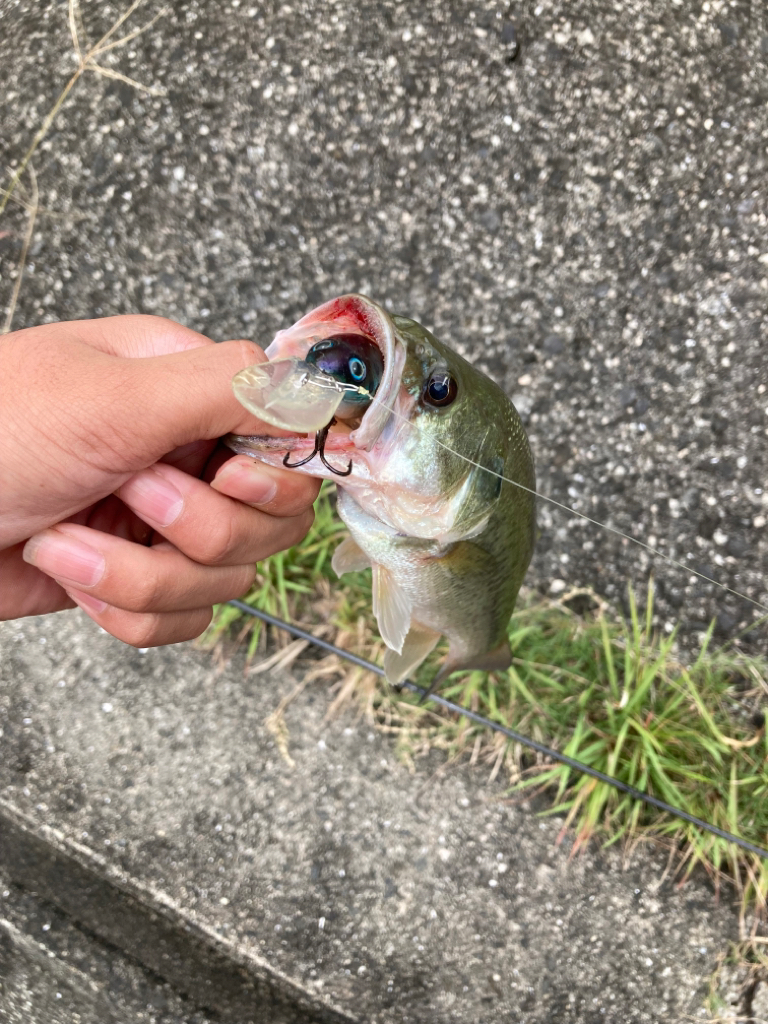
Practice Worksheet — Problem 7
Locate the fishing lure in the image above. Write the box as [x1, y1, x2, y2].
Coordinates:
[282, 335, 384, 477]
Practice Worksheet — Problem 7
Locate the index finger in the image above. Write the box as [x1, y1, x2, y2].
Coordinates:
[116, 461, 319, 566]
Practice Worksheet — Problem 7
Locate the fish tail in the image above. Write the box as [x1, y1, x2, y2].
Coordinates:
[418, 640, 513, 703]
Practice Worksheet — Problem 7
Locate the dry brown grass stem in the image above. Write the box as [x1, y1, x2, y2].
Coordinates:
[0, 0, 167, 221]
[488, 737, 507, 783]
[2, 163, 38, 336]
[265, 677, 310, 769]
[0, 185, 70, 219]
[248, 638, 309, 676]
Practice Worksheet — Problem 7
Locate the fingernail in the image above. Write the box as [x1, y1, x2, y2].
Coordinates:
[65, 588, 108, 614]
[23, 531, 105, 588]
[119, 469, 184, 527]
[214, 461, 278, 505]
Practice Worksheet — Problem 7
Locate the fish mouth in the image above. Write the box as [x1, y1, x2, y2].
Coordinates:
[227, 294, 410, 479]
[263, 293, 405, 452]
[225, 426, 360, 477]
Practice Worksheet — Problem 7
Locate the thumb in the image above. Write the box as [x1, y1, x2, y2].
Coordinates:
[121, 339, 277, 465]
[0, 335, 277, 550]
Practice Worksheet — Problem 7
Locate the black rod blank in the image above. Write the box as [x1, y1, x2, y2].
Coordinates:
[228, 600, 768, 863]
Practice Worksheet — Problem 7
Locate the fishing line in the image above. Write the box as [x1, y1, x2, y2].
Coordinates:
[228, 599, 768, 863]
[420, 427, 768, 617]
[326, 379, 768, 618]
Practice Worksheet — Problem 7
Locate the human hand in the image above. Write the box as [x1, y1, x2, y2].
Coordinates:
[0, 315, 320, 645]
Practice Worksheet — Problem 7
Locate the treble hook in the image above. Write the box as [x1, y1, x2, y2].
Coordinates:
[282, 419, 353, 477]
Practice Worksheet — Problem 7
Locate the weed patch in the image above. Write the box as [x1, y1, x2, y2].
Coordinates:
[208, 484, 768, 917]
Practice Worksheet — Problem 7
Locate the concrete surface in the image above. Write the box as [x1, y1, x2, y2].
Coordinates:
[2, 1, 767, 1021]
[0, 611, 743, 1022]
[0, 870, 215, 1024]
[0, 0, 766, 643]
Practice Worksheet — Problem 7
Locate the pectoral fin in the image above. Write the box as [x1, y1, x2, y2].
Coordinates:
[331, 535, 371, 577]
[383, 625, 441, 685]
[372, 565, 412, 655]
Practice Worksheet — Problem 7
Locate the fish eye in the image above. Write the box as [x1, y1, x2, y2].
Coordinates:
[348, 356, 366, 382]
[423, 371, 458, 408]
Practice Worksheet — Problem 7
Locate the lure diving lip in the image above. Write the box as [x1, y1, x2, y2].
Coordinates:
[232, 357, 349, 433]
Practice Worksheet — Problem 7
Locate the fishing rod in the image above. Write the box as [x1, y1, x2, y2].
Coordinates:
[228, 599, 768, 863]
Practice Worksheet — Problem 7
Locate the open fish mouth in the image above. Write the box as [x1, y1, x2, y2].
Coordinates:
[226, 433, 354, 454]
[225, 424, 358, 472]
[226, 294, 407, 476]
[237, 296, 403, 440]
[229, 421, 357, 477]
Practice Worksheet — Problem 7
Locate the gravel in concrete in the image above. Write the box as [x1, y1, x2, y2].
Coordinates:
[1, 2, 765, 1019]
[0, 611, 740, 1022]
[1, 0, 766, 644]
[0, 870, 215, 1024]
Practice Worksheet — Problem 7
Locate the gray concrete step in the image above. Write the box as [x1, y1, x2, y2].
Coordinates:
[0, 872, 213, 1024]
[0, 611, 738, 1022]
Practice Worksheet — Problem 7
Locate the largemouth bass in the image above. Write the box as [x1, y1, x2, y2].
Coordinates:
[227, 294, 536, 689]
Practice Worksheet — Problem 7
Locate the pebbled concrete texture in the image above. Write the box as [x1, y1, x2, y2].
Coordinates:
[1, 1, 767, 1020]
[0, 870, 214, 1024]
[0, 611, 740, 1022]
[0, 0, 767, 644]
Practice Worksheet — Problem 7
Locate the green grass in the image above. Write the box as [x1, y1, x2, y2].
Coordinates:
[6, 0, 765, 960]
[201, 483, 349, 660]
[207, 484, 768, 915]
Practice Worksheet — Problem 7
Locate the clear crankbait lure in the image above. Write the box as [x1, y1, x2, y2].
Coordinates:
[232, 355, 374, 476]
[232, 357, 352, 432]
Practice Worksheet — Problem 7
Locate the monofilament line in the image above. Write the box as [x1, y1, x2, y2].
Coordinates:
[429, 434, 768, 616]
[338, 381, 768, 618]
[229, 600, 768, 863]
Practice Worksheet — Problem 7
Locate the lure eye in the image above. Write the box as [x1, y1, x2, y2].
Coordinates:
[304, 334, 384, 421]
[305, 334, 383, 394]
[348, 356, 366, 382]
[423, 371, 458, 408]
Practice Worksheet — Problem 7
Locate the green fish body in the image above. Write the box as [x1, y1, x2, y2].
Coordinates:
[228, 295, 535, 687]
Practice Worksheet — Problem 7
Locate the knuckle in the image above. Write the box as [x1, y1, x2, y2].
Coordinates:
[163, 608, 213, 645]
[283, 483, 321, 517]
[285, 509, 315, 547]
[300, 476, 323, 502]
[117, 612, 166, 648]
[187, 607, 213, 640]
[194, 517, 237, 565]
[137, 314, 176, 329]
[235, 563, 258, 595]
[126, 567, 165, 612]
[131, 314, 184, 340]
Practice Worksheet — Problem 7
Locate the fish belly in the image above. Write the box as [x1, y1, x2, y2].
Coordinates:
[336, 489, 512, 678]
